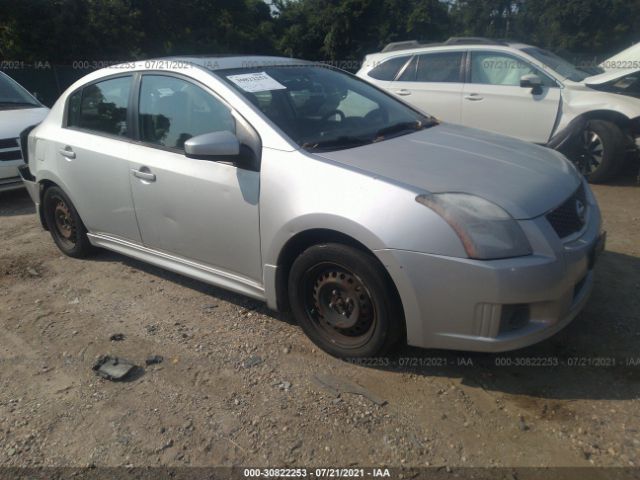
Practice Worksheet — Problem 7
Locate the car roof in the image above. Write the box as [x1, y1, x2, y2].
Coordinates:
[156, 55, 312, 71]
[62, 55, 317, 104]
[377, 37, 536, 55]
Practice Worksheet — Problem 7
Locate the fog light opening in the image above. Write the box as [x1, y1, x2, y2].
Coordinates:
[500, 304, 530, 333]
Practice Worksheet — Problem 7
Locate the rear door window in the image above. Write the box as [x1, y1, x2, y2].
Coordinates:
[398, 52, 464, 82]
[68, 76, 132, 137]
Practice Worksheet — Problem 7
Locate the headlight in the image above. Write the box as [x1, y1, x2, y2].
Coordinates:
[416, 193, 532, 260]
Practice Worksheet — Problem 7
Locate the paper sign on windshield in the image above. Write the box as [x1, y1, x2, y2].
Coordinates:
[226, 72, 287, 93]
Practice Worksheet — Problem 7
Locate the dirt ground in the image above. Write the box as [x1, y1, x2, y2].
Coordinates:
[0, 173, 639, 470]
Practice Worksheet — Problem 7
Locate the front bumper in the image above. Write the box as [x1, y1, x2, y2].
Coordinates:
[376, 194, 604, 352]
[0, 159, 26, 193]
[0, 175, 25, 193]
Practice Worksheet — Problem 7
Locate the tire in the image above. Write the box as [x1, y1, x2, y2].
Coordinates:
[42, 186, 94, 258]
[570, 120, 626, 183]
[288, 243, 403, 358]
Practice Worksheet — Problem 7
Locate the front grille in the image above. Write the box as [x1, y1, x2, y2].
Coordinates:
[0, 138, 18, 149]
[0, 137, 22, 162]
[546, 185, 587, 238]
[0, 175, 21, 186]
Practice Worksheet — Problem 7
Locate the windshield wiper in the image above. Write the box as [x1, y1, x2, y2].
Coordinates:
[373, 117, 437, 141]
[302, 135, 372, 152]
[302, 117, 438, 151]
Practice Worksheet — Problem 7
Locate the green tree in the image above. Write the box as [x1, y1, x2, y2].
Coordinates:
[274, 0, 451, 62]
[518, 0, 635, 55]
[0, 0, 142, 62]
[449, 0, 523, 39]
[1, 0, 639, 65]
[0, 0, 276, 62]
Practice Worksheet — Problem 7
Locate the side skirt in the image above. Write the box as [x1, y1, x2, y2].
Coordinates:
[87, 233, 266, 301]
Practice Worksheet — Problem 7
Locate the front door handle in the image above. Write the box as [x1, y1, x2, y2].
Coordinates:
[59, 147, 76, 159]
[131, 168, 156, 182]
[464, 93, 484, 101]
[395, 89, 412, 96]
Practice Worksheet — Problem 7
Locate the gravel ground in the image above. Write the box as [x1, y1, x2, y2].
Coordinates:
[0, 176, 639, 469]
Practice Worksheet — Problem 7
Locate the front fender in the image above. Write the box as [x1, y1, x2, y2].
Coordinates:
[264, 213, 386, 268]
[259, 148, 467, 312]
[260, 149, 467, 269]
[557, 87, 640, 133]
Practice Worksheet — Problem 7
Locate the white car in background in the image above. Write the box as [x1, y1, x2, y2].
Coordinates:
[601, 42, 640, 72]
[0, 71, 49, 192]
[358, 37, 640, 183]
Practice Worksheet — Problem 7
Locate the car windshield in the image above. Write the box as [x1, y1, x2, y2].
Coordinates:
[522, 47, 601, 82]
[0, 73, 40, 108]
[218, 65, 435, 152]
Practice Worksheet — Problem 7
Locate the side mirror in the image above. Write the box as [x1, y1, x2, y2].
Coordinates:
[184, 131, 240, 159]
[520, 74, 543, 94]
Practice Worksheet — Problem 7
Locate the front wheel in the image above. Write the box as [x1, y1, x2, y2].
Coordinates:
[570, 120, 626, 183]
[288, 243, 402, 358]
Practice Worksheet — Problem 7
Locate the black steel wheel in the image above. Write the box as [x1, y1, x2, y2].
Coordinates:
[52, 195, 76, 249]
[288, 243, 402, 358]
[43, 186, 94, 258]
[304, 262, 377, 349]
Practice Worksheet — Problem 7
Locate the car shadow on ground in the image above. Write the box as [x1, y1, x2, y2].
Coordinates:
[88, 249, 297, 326]
[89, 244, 640, 402]
[0, 189, 35, 216]
[610, 157, 640, 186]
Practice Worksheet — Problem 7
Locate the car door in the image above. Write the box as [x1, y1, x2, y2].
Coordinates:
[128, 73, 262, 282]
[56, 75, 141, 242]
[461, 51, 561, 143]
[389, 51, 465, 122]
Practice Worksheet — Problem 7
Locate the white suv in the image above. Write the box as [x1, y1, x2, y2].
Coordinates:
[0, 71, 49, 192]
[357, 37, 640, 183]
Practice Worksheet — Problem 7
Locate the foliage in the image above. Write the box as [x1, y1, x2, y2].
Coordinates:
[0, 0, 638, 63]
[272, 0, 451, 61]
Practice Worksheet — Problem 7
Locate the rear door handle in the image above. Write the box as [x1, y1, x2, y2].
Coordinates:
[464, 93, 484, 101]
[131, 168, 156, 182]
[59, 147, 76, 159]
[395, 89, 412, 96]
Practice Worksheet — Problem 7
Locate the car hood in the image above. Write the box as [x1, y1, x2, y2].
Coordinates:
[599, 42, 640, 71]
[583, 68, 640, 86]
[0, 107, 49, 139]
[579, 69, 640, 99]
[314, 124, 581, 220]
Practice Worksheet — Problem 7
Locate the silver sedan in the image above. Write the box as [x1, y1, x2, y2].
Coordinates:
[20, 56, 605, 358]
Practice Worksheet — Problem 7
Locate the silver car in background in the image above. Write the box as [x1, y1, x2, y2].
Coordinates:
[19, 56, 605, 358]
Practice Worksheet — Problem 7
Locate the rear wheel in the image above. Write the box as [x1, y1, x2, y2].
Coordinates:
[571, 120, 625, 183]
[43, 186, 94, 258]
[288, 243, 402, 358]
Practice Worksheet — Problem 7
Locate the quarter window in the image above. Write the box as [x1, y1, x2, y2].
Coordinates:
[470, 52, 555, 87]
[67, 90, 82, 126]
[139, 75, 235, 150]
[68, 76, 132, 137]
[368, 56, 411, 81]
